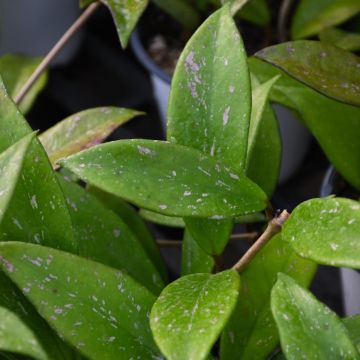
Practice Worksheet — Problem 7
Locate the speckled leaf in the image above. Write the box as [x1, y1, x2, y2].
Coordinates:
[0, 77, 76, 252]
[60, 140, 267, 218]
[256, 41, 360, 106]
[283, 197, 360, 268]
[0, 54, 47, 114]
[167, 6, 251, 172]
[87, 186, 168, 283]
[291, 0, 360, 39]
[343, 315, 360, 352]
[150, 270, 240, 360]
[271, 273, 360, 360]
[39, 107, 142, 168]
[181, 229, 215, 275]
[0, 242, 161, 360]
[57, 174, 164, 294]
[220, 234, 316, 360]
[319, 27, 360, 52]
[140, 209, 185, 228]
[237, 0, 270, 26]
[0, 306, 47, 360]
[249, 57, 360, 190]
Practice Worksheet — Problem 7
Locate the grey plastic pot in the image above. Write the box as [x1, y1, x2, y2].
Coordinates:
[321, 166, 360, 316]
[130, 29, 311, 184]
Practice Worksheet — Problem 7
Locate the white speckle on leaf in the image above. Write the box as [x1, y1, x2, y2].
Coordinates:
[113, 229, 121, 238]
[183, 191, 192, 196]
[229, 85, 235, 93]
[223, 106, 230, 125]
[159, 204, 167, 210]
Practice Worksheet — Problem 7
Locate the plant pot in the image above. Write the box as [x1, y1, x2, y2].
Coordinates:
[0, 0, 82, 65]
[321, 166, 360, 316]
[130, 29, 311, 184]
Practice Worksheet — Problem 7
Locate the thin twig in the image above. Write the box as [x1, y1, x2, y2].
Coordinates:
[14, 2, 101, 105]
[277, 0, 295, 43]
[232, 210, 290, 272]
[156, 231, 258, 247]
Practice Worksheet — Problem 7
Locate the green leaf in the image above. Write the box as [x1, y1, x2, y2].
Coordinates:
[181, 229, 215, 275]
[60, 139, 267, 218]
[140, 209, 185, 228]
[0, 77, 76, 252]
[0, 242, 161, 360]
[221, 0, 249, 16]
[0, 54, 47, 114]
[255, 40, 360, 107]
[291, 0, 360, 39]
[271, 273, 360, 360]
[151, 0, 200, 30]
[150, 270, 240, 360]
[343, 315, 360, 352]
[87, 186, 168, 283]
[283, 197, 360, 268]
[39, 107, 142, 168]
[0, 306, 47, 360]
[220, 234, 316, 360]
[249, 57, 360, 190]
[237, 0, 270, 26]
[57, 174, 164, 294]
[319, 27, 360, 52]
[167, 5, 251, 173]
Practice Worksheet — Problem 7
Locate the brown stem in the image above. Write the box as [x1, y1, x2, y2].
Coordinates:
[232, 210, 290, 272]
[156, 231, 258, 247]
[277, 0, 295, 43]
[14, 2, 101, 105]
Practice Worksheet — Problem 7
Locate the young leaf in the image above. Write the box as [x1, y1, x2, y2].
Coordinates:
[39, 107, 143, 167]
[319, 27, 360, 52]
[282, 197, 360, 268]
[256, 41, 360, 107]
[237, 0, 270, 26]
[221, 0, 249, 16]
[220, 234, 316, 360]
[291, 0, 360, 39]
[271, 273, 360, 360]
[167, 5, 251, 173]
[57, 174, 164, 294]
[60, 140, 267, 218]
[181, 229, 215, 275]
[140, 209, 185, 228]
[0, 242, 162, 360]
[0, 77, 76, 252]
[0, 54, 47, 114]
[343, 315, 360, 352]
[0, 306, 47, 360]
[249, 57, 360, 190]
[150, 270, 240, 360]
[87, 186, 168, 283]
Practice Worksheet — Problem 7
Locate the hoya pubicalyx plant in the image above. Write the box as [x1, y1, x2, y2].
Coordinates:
[0, 4, 360, 360]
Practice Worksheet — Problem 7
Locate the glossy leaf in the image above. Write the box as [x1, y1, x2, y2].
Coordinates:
[140, 209, 185, 228]
[291, 0, 360, 39]
[256, 41, 360, 107]
[58, 174, 164, 294]
[39, 107, 142, 167]
[152, 0, 200, 30]
[0, 54, 47, 114]
[0, 242, 161, 360]
[60, 140, 267, 217]
[0, 306, 47, 360]
[343, 315, 360, 352]
[150, 270, 240, 360]
[167, 5, 251, 173]
[0, 77, 76, 252]
[319, 27, 360, 52]
[271, 273, 360, 360]
[181, 229, 215, 275]
[237, 0, 270, 26]
[249, 57, 360, 190]
[87, 186, 168, 283]
[283, 197, 360, 268]
[221, 234, 316, 360]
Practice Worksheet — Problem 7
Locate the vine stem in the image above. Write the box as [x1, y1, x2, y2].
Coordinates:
[14, 2, 101, 105]
[157, 231, 258, 247]
[277, 0, 295, 43]
[232, 210, 290, 272]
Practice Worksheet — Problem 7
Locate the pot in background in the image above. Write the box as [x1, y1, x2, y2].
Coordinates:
[130, 30, 311, 184]
[0, 0, 82, 65]
[321, 166, 360, 316]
